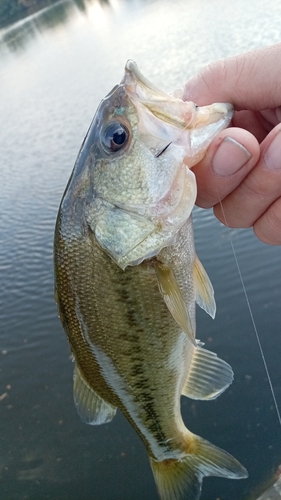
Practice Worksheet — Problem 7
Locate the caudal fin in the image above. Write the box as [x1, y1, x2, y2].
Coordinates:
[149, 434, 248, 500]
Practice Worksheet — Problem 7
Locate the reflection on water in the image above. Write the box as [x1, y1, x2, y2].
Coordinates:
[1, 0, 281, 499]
[0, 2, 72, 52]
[0, 0, 111, 52]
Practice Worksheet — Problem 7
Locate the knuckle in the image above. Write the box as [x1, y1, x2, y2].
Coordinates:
[254, 201, 281, 245]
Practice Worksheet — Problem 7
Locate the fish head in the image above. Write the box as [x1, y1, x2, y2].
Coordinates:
[65, 61, 233, 269]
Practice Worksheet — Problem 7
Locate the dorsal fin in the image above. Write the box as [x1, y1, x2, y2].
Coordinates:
[73, 365, 116, 425]
[154, 260, 196, 345]
[194, 254, 216, 318]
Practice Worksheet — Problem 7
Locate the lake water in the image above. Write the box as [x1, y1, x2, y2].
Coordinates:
[1, 0, 281, 499]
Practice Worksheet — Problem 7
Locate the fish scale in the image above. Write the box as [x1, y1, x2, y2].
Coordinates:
[54, 60, 247, 500]
[55, 215, 186, 456]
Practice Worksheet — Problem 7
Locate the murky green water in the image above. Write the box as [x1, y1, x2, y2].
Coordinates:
[1, 0, 281, 498]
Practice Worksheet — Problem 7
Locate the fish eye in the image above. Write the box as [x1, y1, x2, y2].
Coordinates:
[101, 122, 129, 153]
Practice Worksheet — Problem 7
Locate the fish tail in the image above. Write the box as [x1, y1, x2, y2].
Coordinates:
[149, 434, 248, 500]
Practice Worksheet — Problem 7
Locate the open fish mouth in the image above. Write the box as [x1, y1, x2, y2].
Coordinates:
[122, 60, 233, 135]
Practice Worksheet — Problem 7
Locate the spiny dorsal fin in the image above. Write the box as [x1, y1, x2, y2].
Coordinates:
[194, 254, 216, 319]
[155, 261, 196, 345]
[73, 365, 116, 425]
[182, 346, 233, 400]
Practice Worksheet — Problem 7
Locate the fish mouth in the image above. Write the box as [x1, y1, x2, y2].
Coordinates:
[96, 61, 233, 269]
[122, 60, 233, 134]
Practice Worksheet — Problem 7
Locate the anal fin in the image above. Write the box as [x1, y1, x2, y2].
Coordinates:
[194, 254, 216, 319]
[182, 346, 233, 400]
[73, 365, 116, 425]
[155, 261, 196, 345]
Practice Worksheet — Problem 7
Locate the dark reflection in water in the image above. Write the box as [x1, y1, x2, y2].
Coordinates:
[0, 0, 59, 30]
[0, 2, 72, 51]
[74, 0, 88, 12]
[0, 0, 111, 52]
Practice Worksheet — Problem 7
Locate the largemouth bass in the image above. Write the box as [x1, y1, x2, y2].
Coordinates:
[54, 61, 247, 500]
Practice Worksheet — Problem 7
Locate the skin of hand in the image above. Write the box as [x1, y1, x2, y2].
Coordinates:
[183, 42, 281, 245]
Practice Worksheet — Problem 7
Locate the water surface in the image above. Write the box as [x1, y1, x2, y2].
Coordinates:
[1, 1, 281, 498]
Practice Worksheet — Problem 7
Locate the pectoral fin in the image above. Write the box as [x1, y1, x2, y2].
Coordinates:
[194, 254, 216, 318]
[182, 346, 233, 400]
[155, 261, 196, 345]
[73, 365, 116, 425]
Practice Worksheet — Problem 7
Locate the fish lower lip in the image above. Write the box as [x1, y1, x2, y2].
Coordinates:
[142, 102, 187, 128]
[124, 60, 168, 98]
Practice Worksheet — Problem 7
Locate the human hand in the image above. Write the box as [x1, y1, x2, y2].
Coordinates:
[183, 43, 281, 244]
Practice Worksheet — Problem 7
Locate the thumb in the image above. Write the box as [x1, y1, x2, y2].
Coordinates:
[183, 43, 281, 111]
[192, 127, 260, 208]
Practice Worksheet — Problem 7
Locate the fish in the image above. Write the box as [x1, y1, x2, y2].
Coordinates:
[54, 60, 248, 500]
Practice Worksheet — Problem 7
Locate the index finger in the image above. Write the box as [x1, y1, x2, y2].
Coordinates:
[183, 43, 281, 111]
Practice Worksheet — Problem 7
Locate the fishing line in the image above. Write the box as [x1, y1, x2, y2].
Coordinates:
[217, 193, 281, 427]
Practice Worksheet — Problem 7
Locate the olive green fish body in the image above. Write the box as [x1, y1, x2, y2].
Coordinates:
[55, 192, 196, 459]
[54, 61, 247, 500]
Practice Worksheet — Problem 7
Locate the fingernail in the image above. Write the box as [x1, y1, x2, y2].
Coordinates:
[212, 137, 252, 176]
[264, 131, 281, 170]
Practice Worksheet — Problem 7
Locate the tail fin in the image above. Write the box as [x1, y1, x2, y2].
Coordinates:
[149, 434, 248, 500]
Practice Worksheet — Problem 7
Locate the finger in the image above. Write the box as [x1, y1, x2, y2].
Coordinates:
[259, 108, 281, 127]
[193, 127, 260, 208]
[254, 197, 281, 245]
[183, 43, 281, 111]
[214, 125, 281, 228]
[232, 110, 270, 142]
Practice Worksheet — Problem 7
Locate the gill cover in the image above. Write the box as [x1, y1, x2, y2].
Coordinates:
[86, 61, 233, 269]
